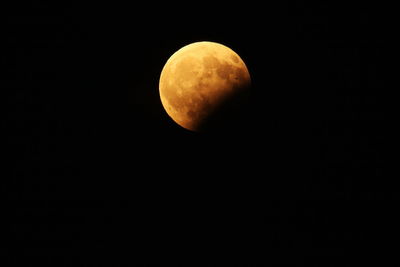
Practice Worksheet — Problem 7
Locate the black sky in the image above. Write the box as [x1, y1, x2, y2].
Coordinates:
[5, 1, 389, 265]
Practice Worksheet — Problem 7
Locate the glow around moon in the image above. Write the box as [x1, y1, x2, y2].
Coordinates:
[159, 41, 251, 132]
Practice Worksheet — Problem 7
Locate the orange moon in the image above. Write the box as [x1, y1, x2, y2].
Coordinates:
[159, 41, 251, 132]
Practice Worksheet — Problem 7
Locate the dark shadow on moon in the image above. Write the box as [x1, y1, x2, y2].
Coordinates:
[195, 83, 252, 134]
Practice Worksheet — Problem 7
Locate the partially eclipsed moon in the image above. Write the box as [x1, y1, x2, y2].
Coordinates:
[159, 41, 251, 132]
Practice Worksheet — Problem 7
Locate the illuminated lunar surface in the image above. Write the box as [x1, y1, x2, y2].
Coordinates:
[159, 41, 251, 132]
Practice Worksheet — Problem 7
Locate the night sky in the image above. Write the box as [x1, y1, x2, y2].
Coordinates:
[6, 1, 389, 265]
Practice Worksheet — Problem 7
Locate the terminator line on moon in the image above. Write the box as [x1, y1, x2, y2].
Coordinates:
[159, 41, 251, 132]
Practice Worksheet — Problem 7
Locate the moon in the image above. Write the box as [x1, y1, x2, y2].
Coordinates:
[159, 41, 251, 132]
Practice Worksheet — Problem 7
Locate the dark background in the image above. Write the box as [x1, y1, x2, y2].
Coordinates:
[5, 1, 390, 266]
